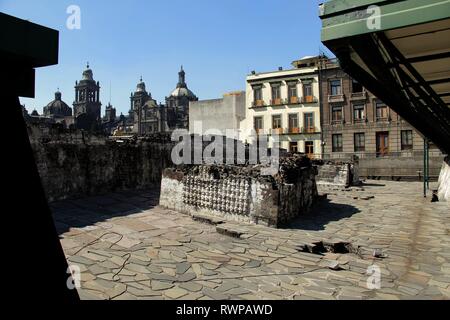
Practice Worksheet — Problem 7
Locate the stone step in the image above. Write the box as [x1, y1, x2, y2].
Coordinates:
[216, 224, 248, 238]
[191, 213, 225, 225]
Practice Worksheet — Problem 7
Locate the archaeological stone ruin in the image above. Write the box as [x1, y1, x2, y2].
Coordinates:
[159, 154, 319, 227]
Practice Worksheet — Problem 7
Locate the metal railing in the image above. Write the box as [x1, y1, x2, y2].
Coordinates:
[350, 91, 367, 101]
[322, 150, 444, 160]
[252, 100, 265, 108]
[270, 98, 283, 106]
[301, 96, 318, 104]
[328, 94, 345, 103]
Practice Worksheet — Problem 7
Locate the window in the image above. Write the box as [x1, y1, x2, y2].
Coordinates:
[401, 130, 413, 150]
[353, 104, 365, 121]
[253, 87, 262, 102]
[305, 141, 314, 158]
[288, 82, 297, 98]
[331, 106, 343, 123]
[332, 134, 343, 152]
[303, 83, 313, 97]
[271, 85, 280, 99]
[376, 132, 389, 156]
[271, 85, 281, 104]
[376, 102, 388, 120]
[289, 142, 298, 153]
[272, 115, 282, 129]
[330, 80, 342, 96]
[304, 113, 314, 132]
[352, 79, 363, 93]
[254, 116, 263, 133]
[288, 114, 299, 133]
[354, 133, 365, 152]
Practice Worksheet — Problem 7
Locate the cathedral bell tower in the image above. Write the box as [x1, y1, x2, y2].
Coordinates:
[73, 63, 102, 130]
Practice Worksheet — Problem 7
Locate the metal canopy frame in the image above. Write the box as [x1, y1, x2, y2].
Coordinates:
[320, 0, 450, 155]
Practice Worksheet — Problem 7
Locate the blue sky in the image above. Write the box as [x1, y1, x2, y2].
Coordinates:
[1, 0, 328, 116]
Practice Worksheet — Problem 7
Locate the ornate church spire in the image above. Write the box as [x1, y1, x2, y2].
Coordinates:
[177, 65, 186, 88]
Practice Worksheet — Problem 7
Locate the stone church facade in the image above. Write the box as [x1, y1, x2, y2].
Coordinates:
[24, 64, 197, 135]
[131, 66, 198, 135]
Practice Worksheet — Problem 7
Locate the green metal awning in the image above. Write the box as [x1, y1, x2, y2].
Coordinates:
[319, 0, 450, 154]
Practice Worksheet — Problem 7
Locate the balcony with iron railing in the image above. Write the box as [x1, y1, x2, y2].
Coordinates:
[328, 94, 345, 103]
[331, 119, 344, 125]
[270, 127, 284, 135]
[268, 127, 320, 135]
[301, 126, 320, 134]
[287, 96, 299, 104]
[301, 96, 318, 104]
[286, 127, 300, 134]
[350, 90, 367, 101]
[251, 99, 266, 108]
[270, 98, 283, 106]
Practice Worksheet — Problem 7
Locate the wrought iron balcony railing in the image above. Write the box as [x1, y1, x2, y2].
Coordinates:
[328, 94, 345, 103]
[350, 91, 367, 101]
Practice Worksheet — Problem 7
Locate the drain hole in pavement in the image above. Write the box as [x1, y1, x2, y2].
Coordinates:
[298, 241, 355, 255]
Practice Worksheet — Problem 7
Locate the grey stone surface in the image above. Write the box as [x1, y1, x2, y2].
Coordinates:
[54, 182, 449, 300]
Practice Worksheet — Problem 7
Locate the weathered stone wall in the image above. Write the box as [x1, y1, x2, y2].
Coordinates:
[314, 159, 359, 187]
[159, 155, 319, 227]
[27, 125, 174, 202]
[316, 163, 351, 187]
[437, 156, 450, 202]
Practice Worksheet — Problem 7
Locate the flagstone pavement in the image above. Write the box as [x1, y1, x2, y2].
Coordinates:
[52, 180, 450, 300]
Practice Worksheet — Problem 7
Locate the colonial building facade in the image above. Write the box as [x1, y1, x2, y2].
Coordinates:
[319, 58, 430, 158]
[241, 56, 322, 158]
[319, 58, 444, 179]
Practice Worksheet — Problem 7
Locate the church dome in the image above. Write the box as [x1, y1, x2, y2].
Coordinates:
[82, 62, 94, 81]
[44, 90, 72, 117]
[136, 76, 147, 93]
[170, 86, 196, 98]
[169, 66, 197, 99]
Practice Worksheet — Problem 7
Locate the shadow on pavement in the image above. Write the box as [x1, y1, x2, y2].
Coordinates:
[51, 188, 160, 235]
[286, 198, 361, 231]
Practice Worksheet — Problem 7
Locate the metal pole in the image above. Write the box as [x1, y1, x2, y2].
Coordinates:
[426, 139, 430, 190]
[423, 138, 426, 197]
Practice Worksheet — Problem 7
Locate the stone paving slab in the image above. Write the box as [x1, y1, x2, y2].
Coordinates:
[53, 180, 450, 300]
